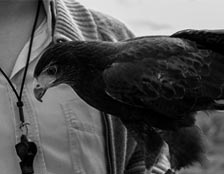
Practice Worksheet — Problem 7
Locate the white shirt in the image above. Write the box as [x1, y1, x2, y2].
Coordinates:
[0, 1, 106, 174]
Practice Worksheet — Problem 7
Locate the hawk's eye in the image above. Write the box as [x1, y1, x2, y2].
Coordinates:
[47, 65, 57, 76]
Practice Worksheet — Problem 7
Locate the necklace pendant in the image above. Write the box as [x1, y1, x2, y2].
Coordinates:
[15, 135, 37, 174]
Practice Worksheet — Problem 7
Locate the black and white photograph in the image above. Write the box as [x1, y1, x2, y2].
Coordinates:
[0, 0, 223, 174]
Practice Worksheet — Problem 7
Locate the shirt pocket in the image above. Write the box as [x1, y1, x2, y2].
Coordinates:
[61, 98, 106, 174]
[61, 98, 103, 134]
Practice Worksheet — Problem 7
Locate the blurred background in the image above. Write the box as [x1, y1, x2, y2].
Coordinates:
[81, 0, 224, 174]
[81, 0, 224, 36]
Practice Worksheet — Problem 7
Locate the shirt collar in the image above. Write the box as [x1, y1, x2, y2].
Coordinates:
[42, 0, 56, 39]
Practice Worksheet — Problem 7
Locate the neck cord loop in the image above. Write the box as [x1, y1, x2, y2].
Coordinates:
[0, 0, 41, 134]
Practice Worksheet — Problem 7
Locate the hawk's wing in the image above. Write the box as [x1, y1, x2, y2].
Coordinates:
[103, 36, 224, 116]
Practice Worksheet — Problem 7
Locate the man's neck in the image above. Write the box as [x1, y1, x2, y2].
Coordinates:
[0, 0, 42, 24]
[0, 0, 46, 76]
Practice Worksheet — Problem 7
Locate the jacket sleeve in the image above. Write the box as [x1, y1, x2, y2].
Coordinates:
[148, 143, 171, 174]
[89, 9, 135, 41]
[150, 154, 171, 174]
[125, 142, 146, 174]
[125, 141, 171, 174]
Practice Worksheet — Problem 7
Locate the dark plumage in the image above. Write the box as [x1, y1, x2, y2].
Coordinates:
[33, 29, 224, 171]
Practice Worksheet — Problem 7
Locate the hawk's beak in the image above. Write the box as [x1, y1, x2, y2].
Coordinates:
[33, 75, 56, 102]
[33, 84, 47, 102]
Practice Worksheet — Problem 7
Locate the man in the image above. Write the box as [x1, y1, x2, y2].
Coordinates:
[0, 0, 169, 173]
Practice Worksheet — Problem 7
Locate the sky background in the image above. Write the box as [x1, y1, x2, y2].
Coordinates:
[81, 0, 224, 36]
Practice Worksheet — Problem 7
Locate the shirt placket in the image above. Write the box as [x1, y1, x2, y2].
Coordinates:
[20, 89, 47, 174]
[7, 76, 47, 174]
